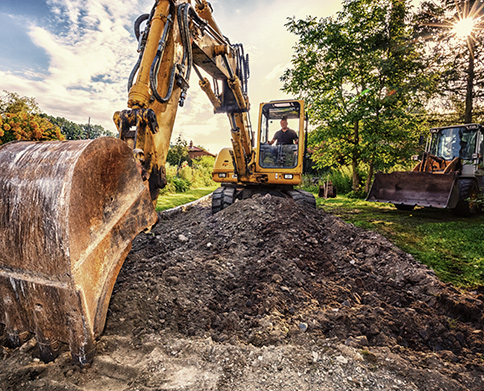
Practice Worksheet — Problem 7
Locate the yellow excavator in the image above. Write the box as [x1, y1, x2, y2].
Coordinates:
[0, 0, 314, 367]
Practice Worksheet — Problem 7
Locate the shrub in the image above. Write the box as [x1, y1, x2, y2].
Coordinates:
[159, 156, 216, 195]
[0, 112, 64, 145]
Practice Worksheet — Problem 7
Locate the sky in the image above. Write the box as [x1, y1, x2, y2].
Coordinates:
[0, 0, 419, 153]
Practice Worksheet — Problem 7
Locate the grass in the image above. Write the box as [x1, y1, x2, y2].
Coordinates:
[155, 185, 219, 212]
[317, 195, 484, 290]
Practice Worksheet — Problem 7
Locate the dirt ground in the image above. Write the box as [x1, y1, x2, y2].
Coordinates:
[1, 195, 484, 390]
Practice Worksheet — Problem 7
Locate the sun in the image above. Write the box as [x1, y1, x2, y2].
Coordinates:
[453, 17, 475, 38]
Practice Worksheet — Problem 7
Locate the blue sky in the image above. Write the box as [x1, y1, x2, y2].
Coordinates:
[0, 0, 345, 152]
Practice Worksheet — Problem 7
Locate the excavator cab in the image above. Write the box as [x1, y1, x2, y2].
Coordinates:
[212, 99, 315, 213]
[259, 101, 301, 169]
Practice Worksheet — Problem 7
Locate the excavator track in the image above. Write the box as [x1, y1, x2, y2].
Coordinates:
[0, 138, 157, 366]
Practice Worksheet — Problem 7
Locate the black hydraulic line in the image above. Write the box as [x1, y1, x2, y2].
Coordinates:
[193, 64, 203, 81]
[134, 13, 149, 41]
[128, 57, 142, 93]
[128, 3, 157, 93]
[222, 55, 235, 80]
[150, 14, 175, 103]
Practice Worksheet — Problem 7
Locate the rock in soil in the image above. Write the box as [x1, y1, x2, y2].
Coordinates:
[1, 196, 484, 390]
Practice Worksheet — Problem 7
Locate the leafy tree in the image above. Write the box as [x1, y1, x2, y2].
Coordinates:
[282, 0, 434, 192]
[414, 0, 484, 123]
[0, 91, 64, 144]
[166, 134, 191, 167]
[44, 115, 115, 140]
[0, 90, 40, 115]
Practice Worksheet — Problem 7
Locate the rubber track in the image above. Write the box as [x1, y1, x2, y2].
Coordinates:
[287, 189, 316, 208]
[212, 186, 236, 214]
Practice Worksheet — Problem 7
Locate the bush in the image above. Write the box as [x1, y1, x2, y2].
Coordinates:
[298, 174, 320, 193]
[172, 176, 191, 192]
[327, 166, 353, 195]
[159, 156, 216, 195]
[0, 112, 64, 145]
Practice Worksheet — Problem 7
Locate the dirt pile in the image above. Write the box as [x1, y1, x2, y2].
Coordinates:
[1, 195, 484, 390]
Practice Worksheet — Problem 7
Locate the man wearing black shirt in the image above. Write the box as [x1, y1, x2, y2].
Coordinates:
[268, 117, 298, 145]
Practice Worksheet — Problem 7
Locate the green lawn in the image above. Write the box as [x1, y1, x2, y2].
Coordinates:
[318, 196, 484, 289]
[155, 185, 219, 212]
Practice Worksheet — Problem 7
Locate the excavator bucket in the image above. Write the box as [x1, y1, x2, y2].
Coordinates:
[366, 171, 460, 209]
[0, 138, 157, 366]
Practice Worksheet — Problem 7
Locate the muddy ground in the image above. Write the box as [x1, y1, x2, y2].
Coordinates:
[1, 195, 484, 390]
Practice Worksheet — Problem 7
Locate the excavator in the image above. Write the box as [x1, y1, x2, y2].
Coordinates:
[0, 0, 314, 367]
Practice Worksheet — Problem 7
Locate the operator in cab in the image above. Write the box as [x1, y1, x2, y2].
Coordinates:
[268, 116, 298, 145]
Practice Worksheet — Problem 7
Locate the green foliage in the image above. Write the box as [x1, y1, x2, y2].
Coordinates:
[44, 115, 114, 140]
[0, 90, 40, 115]
[320, 195, 484, 289]
[0, 91, 64, 144]
[283, 0, 434, 191]
[297, 174, 320, 194]
[415, 0, 484, 123]
[0, 90, 113, 140]
[172, 175, 191, 192]
[160, 156, 216, 196]
[167, 134, 190, 166]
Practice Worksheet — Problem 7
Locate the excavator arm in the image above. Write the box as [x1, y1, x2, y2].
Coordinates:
[0, 0, 252, 367]
[113, 0, 253, 194]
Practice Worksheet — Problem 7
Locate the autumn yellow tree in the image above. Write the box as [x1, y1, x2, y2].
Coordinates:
[0, 91, 65, 145]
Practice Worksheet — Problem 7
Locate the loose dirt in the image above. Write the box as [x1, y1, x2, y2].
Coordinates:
[1, 195, 484, 390]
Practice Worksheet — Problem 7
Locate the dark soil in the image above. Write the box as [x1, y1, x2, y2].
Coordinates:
[2, 195, 484, 390]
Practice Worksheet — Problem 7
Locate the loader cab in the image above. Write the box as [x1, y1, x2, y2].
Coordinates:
[429, 124, 482, 163]
[258, 100, 303, 170]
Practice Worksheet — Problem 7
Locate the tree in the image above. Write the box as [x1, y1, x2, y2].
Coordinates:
[282, 0, 434, 192]
[166, 134, 190, 167]
[0, 90, 40, 115]
[0, 91, 64, 144]
[44, 115, 115, 140]
[415, 0, 484, 124]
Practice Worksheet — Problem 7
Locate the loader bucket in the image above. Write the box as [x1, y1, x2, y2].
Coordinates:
[366, 171, 459, 209]
[0, 138, 157, 366]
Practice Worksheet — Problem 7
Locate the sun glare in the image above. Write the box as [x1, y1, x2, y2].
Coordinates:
[453, 18, 475, 38]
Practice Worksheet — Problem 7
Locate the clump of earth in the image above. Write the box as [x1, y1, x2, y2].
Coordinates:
[1, 195, 484, 390]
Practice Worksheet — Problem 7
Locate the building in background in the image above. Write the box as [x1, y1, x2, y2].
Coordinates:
[188, 140, 216, 160]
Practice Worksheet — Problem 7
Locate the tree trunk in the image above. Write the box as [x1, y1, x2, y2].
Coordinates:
[465, 36, 475, 124]
[365, 161, 374, 194]
[352, 121, 360, 192]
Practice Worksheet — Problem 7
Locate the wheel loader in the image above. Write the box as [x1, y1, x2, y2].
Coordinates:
[367, 123, 484, 216]
[0, 0, 314, 367]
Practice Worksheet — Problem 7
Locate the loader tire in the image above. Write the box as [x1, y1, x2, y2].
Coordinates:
[287, 189, 316, 208]
[212, 185, 236, 214]
[451, 179, 480, 217]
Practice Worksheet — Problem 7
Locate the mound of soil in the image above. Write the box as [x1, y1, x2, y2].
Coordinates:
[1, 195, 484, 390]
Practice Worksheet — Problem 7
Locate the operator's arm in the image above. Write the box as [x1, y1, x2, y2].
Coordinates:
[268, 130, 280, 145]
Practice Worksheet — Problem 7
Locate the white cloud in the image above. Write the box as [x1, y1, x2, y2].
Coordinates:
[2, 0, 343, 153]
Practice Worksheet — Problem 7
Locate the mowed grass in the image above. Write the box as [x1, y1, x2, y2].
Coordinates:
[155, 185, 219, 212]
[318, 196, 484, 289]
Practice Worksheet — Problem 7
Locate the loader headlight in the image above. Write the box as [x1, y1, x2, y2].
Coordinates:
[218, 173, 227, 178]
[284, 174, 293, 179]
